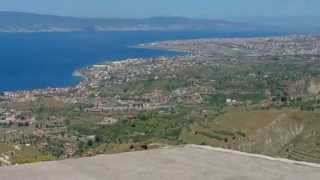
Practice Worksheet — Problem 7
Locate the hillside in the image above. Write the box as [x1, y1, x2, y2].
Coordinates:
[2, 35, 320, 166]
[0, 11, 259, 32]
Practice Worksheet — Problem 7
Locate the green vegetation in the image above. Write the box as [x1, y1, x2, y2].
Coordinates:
[69, 106, 193, 153]
[3, 37, 320, 165]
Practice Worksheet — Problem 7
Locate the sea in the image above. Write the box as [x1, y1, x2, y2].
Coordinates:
[0, 31, 283, 91]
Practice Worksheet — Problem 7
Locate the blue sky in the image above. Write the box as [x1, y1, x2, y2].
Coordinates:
[0, 0, 318, 19]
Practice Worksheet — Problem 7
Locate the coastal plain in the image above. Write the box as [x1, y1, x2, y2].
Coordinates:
[2, 35, 320, 166]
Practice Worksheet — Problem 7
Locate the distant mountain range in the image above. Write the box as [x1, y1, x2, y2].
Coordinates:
[0, 11, 264, 33]
[245, 16, 320, 33]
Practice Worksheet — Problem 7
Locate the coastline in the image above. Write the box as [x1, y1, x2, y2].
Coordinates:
[0, 31, 287, 92]
[131, 44, 191, 54]
[3, 34, 320, 166]
[0, 33, 293, 94]
[0, 43, 181, 95]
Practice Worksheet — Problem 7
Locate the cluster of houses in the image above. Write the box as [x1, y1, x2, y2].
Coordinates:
[2, 88, 73, 103]
[0, 108, 35, 127]
[226, 36, 320, 56]
[86, 89, 170, 113]
[147, 35, 320, 57]
[6, 36, 317, 163]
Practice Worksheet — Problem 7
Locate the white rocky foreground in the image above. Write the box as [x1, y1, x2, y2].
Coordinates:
[1, 145, 320, 180]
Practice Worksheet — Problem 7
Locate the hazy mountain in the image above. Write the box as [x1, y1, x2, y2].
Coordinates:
[242, 16, 320, 33]
[0, 11, 263, 32]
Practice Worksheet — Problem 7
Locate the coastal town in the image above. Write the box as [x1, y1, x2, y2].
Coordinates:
[2, 35, 320, 166]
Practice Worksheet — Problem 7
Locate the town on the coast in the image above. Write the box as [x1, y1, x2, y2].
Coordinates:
[2, 35, 320, 165]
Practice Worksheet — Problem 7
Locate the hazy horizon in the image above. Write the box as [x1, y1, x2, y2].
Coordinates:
[2, 10, 320, 21]
[0, 0, 319, 21]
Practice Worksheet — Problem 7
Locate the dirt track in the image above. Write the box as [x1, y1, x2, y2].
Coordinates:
[1, 145, 320, 180]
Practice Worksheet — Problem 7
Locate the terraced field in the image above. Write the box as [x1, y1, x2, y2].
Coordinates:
[180, 110, 320, 162]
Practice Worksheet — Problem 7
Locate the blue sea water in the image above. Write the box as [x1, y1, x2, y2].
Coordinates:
[0, 31, 282, 91]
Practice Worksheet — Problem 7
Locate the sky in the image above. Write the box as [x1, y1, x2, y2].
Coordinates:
[0, 0, 319, 20]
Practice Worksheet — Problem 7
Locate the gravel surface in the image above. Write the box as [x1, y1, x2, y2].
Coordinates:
[1, 145, 320, 180]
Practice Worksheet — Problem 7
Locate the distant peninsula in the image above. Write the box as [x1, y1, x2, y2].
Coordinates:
[0, 11, 262, 32]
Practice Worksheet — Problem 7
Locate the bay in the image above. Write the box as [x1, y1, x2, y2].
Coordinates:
[0, 31, 281, 91]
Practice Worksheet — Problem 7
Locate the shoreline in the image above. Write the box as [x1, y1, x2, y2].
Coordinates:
[2, 34, 320, 167]
[0, 33, 297, 94]
[131, 44, 191, 54]
[0, 31, 290, 94]
[0, 44, 182, 94]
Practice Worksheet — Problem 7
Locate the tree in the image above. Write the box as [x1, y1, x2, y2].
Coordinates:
[87, 139, 93, 147]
